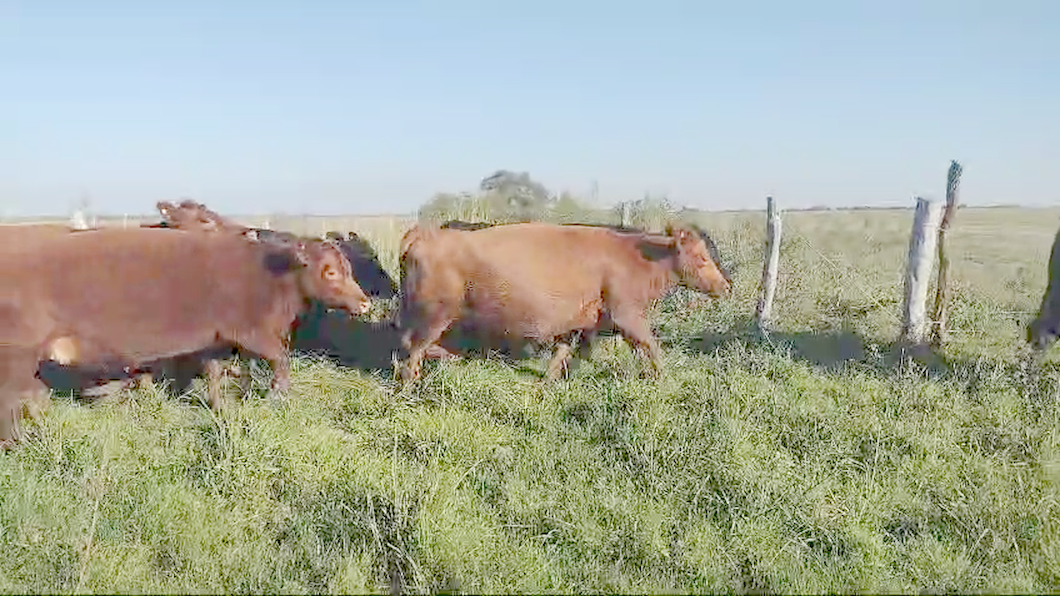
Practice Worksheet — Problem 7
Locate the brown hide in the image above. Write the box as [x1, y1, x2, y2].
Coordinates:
[397, 221, 731, 382]
[1, 229, 251, 401]
[0, 223, 92, 254]
[0, 227, 371, 445]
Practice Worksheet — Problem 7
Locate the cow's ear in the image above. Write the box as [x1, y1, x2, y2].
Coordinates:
[637, 235, 677, 261]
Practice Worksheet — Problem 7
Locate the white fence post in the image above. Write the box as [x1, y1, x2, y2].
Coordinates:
[901, 196, 945, 345]
[755, 196, 782, 332]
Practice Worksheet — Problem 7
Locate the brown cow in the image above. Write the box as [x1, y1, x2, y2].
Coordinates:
[155, 199, 242, 231]
[0, 226, 371, 447]
[1, 221, 253, 401]
[147, 200, 402, 385]
[396, 221, 731, 383]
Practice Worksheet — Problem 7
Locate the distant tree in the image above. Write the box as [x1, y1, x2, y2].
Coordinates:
[479, 169, 553, 221]
[550, 191, 591, 223]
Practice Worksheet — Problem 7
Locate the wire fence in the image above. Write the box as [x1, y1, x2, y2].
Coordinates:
[3, 201, 1056, 362]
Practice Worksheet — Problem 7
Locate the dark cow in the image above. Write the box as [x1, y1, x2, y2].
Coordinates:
[396, 221, 731, 383]
[291, 307, 459, 371]
[439, 220, 494, 231]
[1029, 225, 1060, 350]
[0, 226, 372, 447]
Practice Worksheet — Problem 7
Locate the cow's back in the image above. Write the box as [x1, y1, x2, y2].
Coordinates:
[403, 223, 637, 340]
[0, 228, 278, 359]
[0, 224, 79, 255]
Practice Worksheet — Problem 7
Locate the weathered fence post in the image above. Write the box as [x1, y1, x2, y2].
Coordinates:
[929, 160, 964, 347]
[901, 197, 945, 346]
[755, 196, 783, 333]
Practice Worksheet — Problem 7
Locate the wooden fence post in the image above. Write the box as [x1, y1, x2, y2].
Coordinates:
[69, 208, 89, 230]
[901, 197, 945, 346]
[755, 196, 783, 333]
[929, 160, 964, 347]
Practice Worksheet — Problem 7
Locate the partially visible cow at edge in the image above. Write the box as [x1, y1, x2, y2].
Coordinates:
[396, 221, 732, 383]
[1028, 225, 1060, 350]
[0, 226, 372, 448]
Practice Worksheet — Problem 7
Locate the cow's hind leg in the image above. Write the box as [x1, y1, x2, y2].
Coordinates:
[203, 360, 229, 411]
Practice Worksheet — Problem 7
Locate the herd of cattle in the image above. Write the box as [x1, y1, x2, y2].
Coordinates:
[0, 200, 734, 448]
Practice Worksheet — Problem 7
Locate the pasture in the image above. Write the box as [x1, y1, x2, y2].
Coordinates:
[2, 205, 1060, 593]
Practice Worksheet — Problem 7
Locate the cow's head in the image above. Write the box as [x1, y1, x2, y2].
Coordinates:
[336, 233, 398, 299]
[653, 223, 732, 298]
[156, 200, 227, 232]
[279, 240, 373, 317]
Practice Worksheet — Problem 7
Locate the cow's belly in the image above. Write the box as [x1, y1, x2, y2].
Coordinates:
[461, 289, 601, 342]
[63, 320, 220, 364]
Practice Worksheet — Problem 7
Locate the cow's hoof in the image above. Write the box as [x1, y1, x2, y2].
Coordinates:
[265, 389, 288, 406]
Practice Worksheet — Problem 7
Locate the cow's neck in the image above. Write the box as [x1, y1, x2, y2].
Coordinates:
[641, 255, 680, 301]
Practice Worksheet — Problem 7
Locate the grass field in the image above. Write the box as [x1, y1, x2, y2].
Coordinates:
[3, 206, 1060, 593]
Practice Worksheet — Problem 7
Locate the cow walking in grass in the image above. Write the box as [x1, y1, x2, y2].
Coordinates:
[396, 221, 732, 383]
[0, 226, 371, 448]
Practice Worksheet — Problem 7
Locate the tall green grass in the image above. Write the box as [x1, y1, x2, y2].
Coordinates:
[3, 206, 1060, 593]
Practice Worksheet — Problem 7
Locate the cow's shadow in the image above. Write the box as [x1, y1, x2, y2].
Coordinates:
[292, 311, 552, 379]
[674, 317, 959, 376]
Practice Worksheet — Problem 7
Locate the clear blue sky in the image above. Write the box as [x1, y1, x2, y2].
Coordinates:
[3, 0, 1057, 217]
